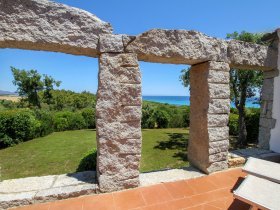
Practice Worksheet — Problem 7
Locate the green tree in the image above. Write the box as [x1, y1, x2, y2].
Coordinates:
[43, 75, 61, 105]
[11, 67, 60, 108]
[180, 31, 265, 146]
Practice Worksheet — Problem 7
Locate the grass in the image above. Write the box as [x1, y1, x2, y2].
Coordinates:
[0, 128, 189, 180]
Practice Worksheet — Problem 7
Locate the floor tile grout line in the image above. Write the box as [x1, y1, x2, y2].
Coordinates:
[138, 187, 148, 206]
[111, 193, 117, 210]
[160, 183, 175, 201]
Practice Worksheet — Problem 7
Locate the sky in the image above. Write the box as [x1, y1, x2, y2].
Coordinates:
[1, 0, 280, 96]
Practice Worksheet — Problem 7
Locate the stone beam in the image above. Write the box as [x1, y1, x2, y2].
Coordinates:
[188, 61, 230, 174]
[125, 29, 277, 70]
[0, 0, 112, 57]
[228, 40, 277, 71]
[125, 29, 228, 65]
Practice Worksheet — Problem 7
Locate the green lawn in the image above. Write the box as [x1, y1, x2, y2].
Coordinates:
[0, 128, 189, 180]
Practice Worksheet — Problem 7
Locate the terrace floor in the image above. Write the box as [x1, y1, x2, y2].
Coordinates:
[10, 168, 250, 210]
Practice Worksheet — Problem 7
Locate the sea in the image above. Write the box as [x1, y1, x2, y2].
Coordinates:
[142, 96, 260, 108]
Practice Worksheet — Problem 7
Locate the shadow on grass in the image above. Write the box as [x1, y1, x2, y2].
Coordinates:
[154, 132, 189, 161]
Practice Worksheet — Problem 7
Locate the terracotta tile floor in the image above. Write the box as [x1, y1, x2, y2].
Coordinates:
[11, 168, 251, 210]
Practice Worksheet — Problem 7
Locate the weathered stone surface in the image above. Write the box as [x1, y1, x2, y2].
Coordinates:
[0, 171, 98, 209]
[98, 153, 141, 176]
[259, 117, 276, 129]
[260, 100, 273, 118]
[125, 29, 228, 64]
[188, 61, 230, 174]
[261, 78, 274, 101]
[264, 69, 279, 79]
[208, 127, 229, 142]
[99, 176, 139, 192]
[98, 138, 141, 155]
[52, 171, 96, 187]
[228, 40, 277, 70]
[208, 70, 229, 84]
[208, 114, 229, 127]
[0, 0, 112, 57]
[96, 103, 141, 122]
[209, 152, 228, 163]
[0, 192, 35, 209]
[99, 34, 124, 53]
[0, 175, 55, 193]
[98, 53, 141, 83]
[228, 157, 246, 167]
[122, 35, 136, 48]
[258, 126, 271, 150]
[208, 99, 230, 114]
[209, 83, 230, 99]
[97, 83, 142, 105]
[206, 161, 228, 173]
[97, 120, 141, 140]
[209, 61, 230, 71]
[209, 140, 229, 154]
[96, 52, 142, 192]
[34, 184, 97, 201]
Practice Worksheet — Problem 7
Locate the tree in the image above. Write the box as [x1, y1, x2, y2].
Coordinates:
[180, 31, 265, 146]
[43, 75, 61, 105]
[11, 67, 61, 108]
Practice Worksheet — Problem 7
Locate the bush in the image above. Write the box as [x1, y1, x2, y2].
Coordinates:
[76, 148, 97, 172]
[54, 111, 87, 131]
[81, 108, 96, 128]
[229, 113, 239, 136]
[0, 109, 40, 147]
[0, 133, 17, 148]
[153, 109, 170, 128]
[246, 108, 260, 143]
[34, 110, 54, 136]
[54, 117, 69, 131]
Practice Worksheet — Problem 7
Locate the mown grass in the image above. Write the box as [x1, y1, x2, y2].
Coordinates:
[0, 128, 189, 180]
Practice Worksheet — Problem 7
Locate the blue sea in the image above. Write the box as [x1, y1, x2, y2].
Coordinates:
[142, 96, 260, 108]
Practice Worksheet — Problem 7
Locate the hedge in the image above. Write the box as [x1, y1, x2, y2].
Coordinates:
[0, 109, 40, 148]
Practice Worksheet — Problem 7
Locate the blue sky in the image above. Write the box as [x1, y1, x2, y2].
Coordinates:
[1, 0, 280, 96]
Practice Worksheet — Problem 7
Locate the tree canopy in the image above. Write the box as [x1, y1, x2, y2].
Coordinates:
[11, 67, 61, 108]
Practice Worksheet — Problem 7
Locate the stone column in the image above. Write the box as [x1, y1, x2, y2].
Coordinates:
[258, 31, 279, 150]
[258, 72, 277, 149]
[96, 35, 142, 192]
[188, 61, 230, 174]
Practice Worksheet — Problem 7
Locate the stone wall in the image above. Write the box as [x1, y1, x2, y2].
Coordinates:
[188, 61, 230, 174]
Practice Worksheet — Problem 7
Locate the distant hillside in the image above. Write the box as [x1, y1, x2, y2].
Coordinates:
[0, 90, 17, 96]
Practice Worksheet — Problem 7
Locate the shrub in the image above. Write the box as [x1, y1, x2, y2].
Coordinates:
[81, 108, 95, 128]
[246, 108, 260, 143]
[153, 109, 170, 128]
[76, 148, 97, 172]
[142, 104, 155, 128]
[229, 113, 239, 136]
[11, 110, 40, 140]
[0, 133, 17, 148]
[34, 110, 54, 136]
[0, 109, 40, 147]
[69, 113, 87, 130]
[54, 111, 87, 131]
[54, 117, 69, 131]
